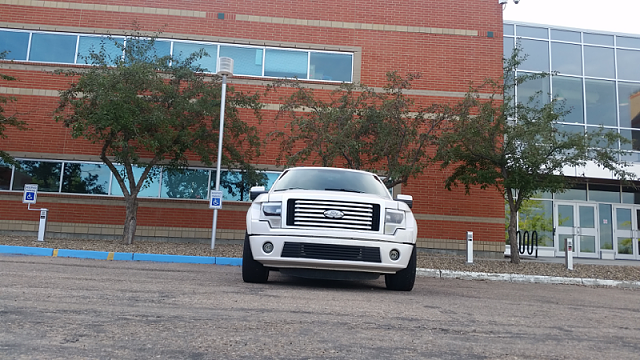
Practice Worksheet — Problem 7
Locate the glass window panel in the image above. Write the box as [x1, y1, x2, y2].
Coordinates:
[213, 170, 272, 202]
[555, 184, 587, 201]
[503, 24, 514, 36]
[550, 42, 582, 75]
[172, 42, 218, 73]
[77, 36, 124, 65]
[11, 160, 61, 192]
[616, 208, 632, 230]
[110, 165, 160, 198]
[264, 172, 281, 191]
[617, 237, 633, 254]
[517, 73, 550, 106]
[29, 33, 77, 63]
[516, 25, 548, 39]
[557, 204, 575, 226]
[599, 204, 613, 250]
[622, 186, 640, 204]
[264, 49, 308, 79]
[586, 126, 617, 149]
[584, 46, 615, 78]
[504, 37, 515, 60]
[585, 79, 617, 126]
[619, 129, 640, 151]
[550, 29, 581, 42]
[579, 206, 595, 228]
[589, 184, 620, 203]
[584, 33, 614, 46]
[552, 76, 584, 124]
[309, 52, 352, 82]
[161, 168, 210, 199]
[618, 82, 640, 129]
[219, 45, 263, 76]
[518, 39, 549, 72]
[616, 49, 640, 81]
[0, 30, 30, 60]
[518, 199, 553, 246]
[61, 163, 110, 194]
[0, 160, 12, 190]
[617, 36, 640, 49]
[152, 40, 171, 58]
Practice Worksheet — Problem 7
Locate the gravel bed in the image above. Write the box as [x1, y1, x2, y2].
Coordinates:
[2, 235, 639, 282]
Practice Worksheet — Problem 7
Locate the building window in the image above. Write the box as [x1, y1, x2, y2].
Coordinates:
[0, 28, 354, 83]
[12, 160, 62, 192]
[161, 168, 210, 199]
[61, 163, 110, 195]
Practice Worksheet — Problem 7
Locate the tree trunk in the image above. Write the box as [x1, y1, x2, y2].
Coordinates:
[508, 210, 520, 264]
[122, 196, 139, 245]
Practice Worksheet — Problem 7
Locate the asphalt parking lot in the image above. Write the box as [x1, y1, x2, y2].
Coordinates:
[1, 255, 639, 359]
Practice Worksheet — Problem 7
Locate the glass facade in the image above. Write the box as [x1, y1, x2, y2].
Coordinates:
[0, 159, 281, 202]
[506, 23, 640, 154]
[0, 28, 353, 83]
[506, 24, 640, 259]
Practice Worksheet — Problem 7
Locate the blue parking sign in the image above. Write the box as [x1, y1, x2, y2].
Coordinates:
[23, 184, 38, 204]
[209, 190, 223, 209]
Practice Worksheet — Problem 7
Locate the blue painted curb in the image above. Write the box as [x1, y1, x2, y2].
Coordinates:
[0, 245, 241, 266]
[0, 245, 53, 257]
[57, 249, 110, 260]
[133, 253, 217, 264]
[216, 257, 243, 266]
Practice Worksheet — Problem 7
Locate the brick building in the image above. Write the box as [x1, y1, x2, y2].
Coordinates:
[0, 0, 506, 256]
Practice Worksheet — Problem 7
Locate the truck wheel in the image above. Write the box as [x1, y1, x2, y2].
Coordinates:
[242, 232, 269, 283]
[385, 245, 416, 291]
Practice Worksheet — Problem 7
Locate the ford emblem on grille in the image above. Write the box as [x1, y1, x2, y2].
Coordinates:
[323, 210, 344, 219]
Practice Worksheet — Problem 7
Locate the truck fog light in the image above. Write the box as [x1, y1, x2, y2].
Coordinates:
[389, 249, 400, 261]
[263, 242, 274, 254]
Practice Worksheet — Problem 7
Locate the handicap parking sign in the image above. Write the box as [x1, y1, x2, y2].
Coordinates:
[23, 184, 38, 204]
[209, 190, 223, 209]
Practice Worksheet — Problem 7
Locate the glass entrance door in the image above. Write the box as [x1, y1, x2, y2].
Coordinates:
[613, 206, 640, 260]
[554, 202, 598, 258]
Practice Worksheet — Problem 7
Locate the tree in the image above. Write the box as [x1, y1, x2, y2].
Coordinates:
[0, 51, 28, 165]
[270, 72, 444, 188]
[55, 34, 264, 244]
[432, 48, 635, 264]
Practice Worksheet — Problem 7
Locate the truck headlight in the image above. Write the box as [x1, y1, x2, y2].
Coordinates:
[384, 209, 406, 235]
[260, 202, 282, 228]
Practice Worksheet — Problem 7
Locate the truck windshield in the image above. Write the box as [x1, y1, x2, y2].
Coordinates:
[272, 168, 391, 198]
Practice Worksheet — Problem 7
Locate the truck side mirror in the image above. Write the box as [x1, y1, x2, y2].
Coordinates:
[250, 186, 267, 201]
[395, 194, 413, 209]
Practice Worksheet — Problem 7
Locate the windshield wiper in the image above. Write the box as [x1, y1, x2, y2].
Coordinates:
[273, 187, 306, 192]
[324, 188, 364, 193]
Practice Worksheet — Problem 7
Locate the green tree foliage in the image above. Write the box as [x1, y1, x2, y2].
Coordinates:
[270, 72, 444, 188]
[55, 34, 264, 244]
[433, 48, 635, 263]
[0, 51, 28, 165]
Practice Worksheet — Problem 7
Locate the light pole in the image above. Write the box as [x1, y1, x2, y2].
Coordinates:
[211, 57, 234, 250]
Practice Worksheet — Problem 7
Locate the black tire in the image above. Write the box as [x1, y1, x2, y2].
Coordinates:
[385, 245, 416, 291]
[242, 232, 269, 283]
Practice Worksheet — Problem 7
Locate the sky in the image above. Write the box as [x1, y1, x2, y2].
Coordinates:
[502, 0, 640, 35]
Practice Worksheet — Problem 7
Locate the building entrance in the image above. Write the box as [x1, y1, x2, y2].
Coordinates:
[554, 202, 599, 258]
[612, 206, 640, 260]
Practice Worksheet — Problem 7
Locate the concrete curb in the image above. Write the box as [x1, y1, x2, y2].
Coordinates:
[0, 245, 237, 266]
[418, 269, 640, 288]
[1, 245, 638, 288]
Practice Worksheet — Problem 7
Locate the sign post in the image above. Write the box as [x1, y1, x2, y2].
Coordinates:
[209, 190, 223, 250]
[22, 184, 48, 242]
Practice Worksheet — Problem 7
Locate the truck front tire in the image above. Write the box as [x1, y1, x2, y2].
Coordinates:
[385, 245, 416, 291]
[242, 232, 269, 283]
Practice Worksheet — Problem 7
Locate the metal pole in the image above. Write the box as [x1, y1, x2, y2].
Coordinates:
[211, 74, 227, 250]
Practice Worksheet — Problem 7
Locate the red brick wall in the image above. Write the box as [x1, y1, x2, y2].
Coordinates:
[0, 0, 506, 245]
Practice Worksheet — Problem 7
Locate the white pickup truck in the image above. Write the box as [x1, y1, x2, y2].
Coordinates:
[243, 167, 418, 291]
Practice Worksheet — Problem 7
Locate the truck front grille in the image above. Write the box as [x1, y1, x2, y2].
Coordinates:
[286, 199, 380, 231]
[281, 242, 382, 263]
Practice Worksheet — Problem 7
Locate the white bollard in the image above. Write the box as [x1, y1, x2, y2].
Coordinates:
[565, 238, 574, 270]
[466, 231, 473, 264]
[37, 209, 48, 242]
